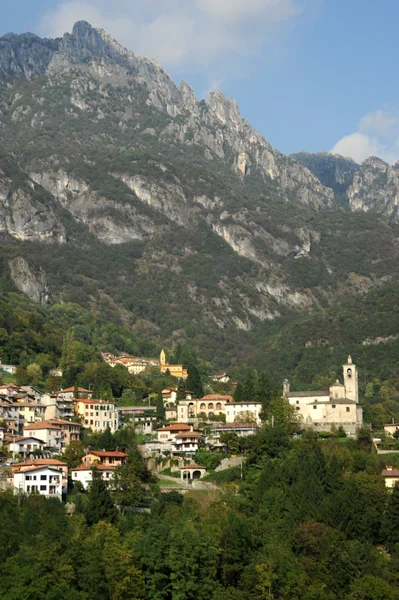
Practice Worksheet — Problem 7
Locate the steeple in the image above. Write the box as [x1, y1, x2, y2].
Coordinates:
[160, 349, 166, 366]
[343, 356, 358, 403]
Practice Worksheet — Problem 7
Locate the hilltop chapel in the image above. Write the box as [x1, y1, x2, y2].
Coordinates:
[160, 349, 188, 379]
[283, 356, 363, 436]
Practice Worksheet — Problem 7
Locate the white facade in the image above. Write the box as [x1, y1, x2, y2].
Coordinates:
[13, 466, 62, 499]
[225, 402, 262, 425]
[7, 436, 45, 455]
[383, 424, 399, 437]
[71, 466, 115, 490]
[23, 423, 64, 451]
[284, 356, 363, 436]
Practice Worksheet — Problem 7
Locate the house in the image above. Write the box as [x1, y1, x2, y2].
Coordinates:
[12, 458, 69, 490]
[212, 373, 230, 384]
[284, 356, 363, 436]
[13, 466, 63, 499]
[172, 431, 203, 455]
[225, 401, 262, 425]
[162, 387, 193, 406]
[74, 399, 119, 433]
[115, 406, 157, 435]
[108, 355, 149, 375]
[71, 464, 116, 490]
[82, 450, 128, 467]
[0, 360, 16, 375]
[383, 423, 399, 437]
[165, 406, 177, 421]
[5, 436, 46, 456]
[156, 423, 199, 442]
[381, 466, 399, 489]
[178, 394, 233, 421]
[15, 402, 46, 425]
[43, 393, 74, 420]
[57, 386, 93, 400]
[20, 386, 45, 404]
[23, 421, 64, 451]
[48, 419, 82, 448]
[160, 349, 188, 379]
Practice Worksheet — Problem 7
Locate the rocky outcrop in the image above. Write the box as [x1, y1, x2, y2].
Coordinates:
[347, 157, 399, 222]
[0, 169, 65, 243]
[0, 32, 59, 79]
[9, 257, 51, 304]
[291, 152, 359, 195]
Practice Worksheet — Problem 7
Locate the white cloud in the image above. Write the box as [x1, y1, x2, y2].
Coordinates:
[331, 109, 399, 164]
[38, 0, 307, 81]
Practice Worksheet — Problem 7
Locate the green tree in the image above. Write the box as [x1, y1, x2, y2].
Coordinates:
[382, 482, 399, 551]
[112, 462, 144, 510]
[242, 369, 257, 401]
[63, 440, 85, 468]
[176, 378, 186, 401]
[156, 390, 166, 422]
[187, 364, 204, 398]
[84, 467, 119, 526]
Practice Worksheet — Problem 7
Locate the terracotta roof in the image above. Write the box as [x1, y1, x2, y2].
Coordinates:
[88, 450, 128, 458]
[72, 464, 116, 471]
[12, 458, 68, 471]
[179, 464, 207, 470]
[175, 432, 202, 439]
[229, 401, 262, 406]
[156, 424, 192, 432]
[16, 465, 62, 474]
[383, 423, 399, 427]
[76, 399, 113, 405]
[48, 419, 83, 427]
[58, 387, 92, 394]
[24, 421, 62, 431]
[201, 394, 233, 402]
[381, 469, 399, 477]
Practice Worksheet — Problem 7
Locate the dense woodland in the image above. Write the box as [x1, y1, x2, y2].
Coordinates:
[1, 423, 399, 600]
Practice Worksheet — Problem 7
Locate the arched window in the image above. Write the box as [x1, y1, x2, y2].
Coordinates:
[208, 403, 214, 409]
[200, 403, 206, 409]
[216, 402, 222, 410]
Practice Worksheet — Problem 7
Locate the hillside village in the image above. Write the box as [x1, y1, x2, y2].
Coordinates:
[1, 348, 398, 503]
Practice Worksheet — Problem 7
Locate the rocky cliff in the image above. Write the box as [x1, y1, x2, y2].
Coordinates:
[0, 22, 398, 358]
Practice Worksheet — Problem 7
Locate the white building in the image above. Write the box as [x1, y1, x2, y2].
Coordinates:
[23, 421, 64, 451]
[6, 436, 46, 456]
[381, 466, 399, 489]
[284, 356, 363, 436]
[383, 423, 399, 437]
[172, 431, 202, 454]
[225, 402, 263, 425]
[71, 464, 116, 490]
[13, 466, 63, 499]
[74, 399, 119, 433]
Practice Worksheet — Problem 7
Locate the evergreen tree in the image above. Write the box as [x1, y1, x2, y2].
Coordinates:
[176, 378, 187, 401]
[242, 369, 258, 401]
[186, 364, 204, 398]
[85, 468, 119, 526]
[233, 381, 243, 402]
[383, 483, 399, 551]
[156, 390, 166, 423]
[100, 427, 115, 451]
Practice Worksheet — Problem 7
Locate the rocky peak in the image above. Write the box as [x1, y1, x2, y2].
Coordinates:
[291, 152, 359, 197]
[0, 31, 59, 79]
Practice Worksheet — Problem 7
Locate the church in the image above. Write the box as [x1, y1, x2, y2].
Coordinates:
[160, 349, 188, 379]
[283, 356, 363, 436]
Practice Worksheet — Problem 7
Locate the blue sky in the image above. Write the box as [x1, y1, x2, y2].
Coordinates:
[1, 0, 399, 163]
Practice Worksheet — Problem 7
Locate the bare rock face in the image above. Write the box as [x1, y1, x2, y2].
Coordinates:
[347, 157, 399, 222]
[0, 169, 65, 243]
[291, 152, 359, 195]
[9, 257, 51, 304]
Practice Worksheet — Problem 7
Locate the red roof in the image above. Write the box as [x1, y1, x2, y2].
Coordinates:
[76, 399, 112, 405]
[200, 394, 233, 402]
[10, 436, 45, 443]
[88, 450, 128, 458]
[157, 424, 193, 432]
[381, 469, 399, 477]
[48, 419, 83, 427]
[58, 387, 92, 394]
[175, 432, 202, 439]
[24, 421, 62, 431]
[73, 464, 116, 471]
[12, 459, 68, 471]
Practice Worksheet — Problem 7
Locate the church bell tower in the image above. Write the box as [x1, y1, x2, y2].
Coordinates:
[343, 355, 358, 403]
[160, 349, 166, 367]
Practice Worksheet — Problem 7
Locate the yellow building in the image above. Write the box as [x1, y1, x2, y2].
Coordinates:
[160, 349, 188, 379]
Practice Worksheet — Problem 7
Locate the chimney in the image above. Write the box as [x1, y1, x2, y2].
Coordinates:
[190, 425, 194, 432]
[283, 379, 290, 397]
[386, 466, 393, 471]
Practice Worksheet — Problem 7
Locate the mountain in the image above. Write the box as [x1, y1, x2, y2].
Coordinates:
[291, 152, 359, 201]
[0, 21, 399, 365]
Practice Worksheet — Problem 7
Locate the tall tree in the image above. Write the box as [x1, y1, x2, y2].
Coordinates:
[156, 390, 166, 423]
[176, 378, 187, 401]
[84, 468, 118, 526]
[187, 364, 204, 398]
[382, 483, 399, 551]
[242, 369, 258, 401]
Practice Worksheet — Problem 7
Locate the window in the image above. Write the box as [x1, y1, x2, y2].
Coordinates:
[346, 407, 350, 412]
[40, 475, 47, 480]
[40, 485, 46, 491]
[27, 485, 30, 492]
[296, 401, 299, 404]
[296, 407, 300, 411]
[313, 405, 317, 410]
[26, 475, 31, 481]
[332, 405, 336, 409]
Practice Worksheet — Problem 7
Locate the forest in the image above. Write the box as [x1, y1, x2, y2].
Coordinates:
[1, 422, 399, 600]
